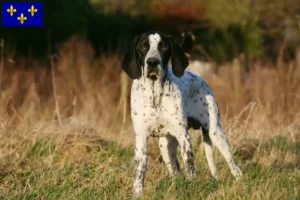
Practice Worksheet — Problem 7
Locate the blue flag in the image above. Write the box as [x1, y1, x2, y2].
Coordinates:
[1, 2, 42, 27]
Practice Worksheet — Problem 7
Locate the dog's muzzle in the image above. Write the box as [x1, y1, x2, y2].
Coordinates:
[146, 57, 160, 81]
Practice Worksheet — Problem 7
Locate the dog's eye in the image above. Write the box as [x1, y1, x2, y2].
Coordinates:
[140, 43, 149, 52]
[161, 42, 168, 51]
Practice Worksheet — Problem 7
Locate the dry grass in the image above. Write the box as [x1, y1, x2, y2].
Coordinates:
[0, 37, 299, 199]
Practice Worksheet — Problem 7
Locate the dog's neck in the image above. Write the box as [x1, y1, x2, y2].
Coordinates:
[136, 75, 165, 108]
[134, 63, 170, 108]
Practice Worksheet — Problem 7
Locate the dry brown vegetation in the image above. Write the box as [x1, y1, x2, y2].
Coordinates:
[1, 37, 299, 142]
[0, 37, 299, 199]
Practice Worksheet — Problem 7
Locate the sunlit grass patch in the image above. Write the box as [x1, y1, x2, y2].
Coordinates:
[0, 132, 299, 200]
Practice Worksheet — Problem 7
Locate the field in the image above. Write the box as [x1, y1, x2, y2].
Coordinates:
[0, 37, 299, 199]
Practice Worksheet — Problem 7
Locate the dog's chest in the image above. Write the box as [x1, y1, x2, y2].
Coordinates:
[134, 107, 182, 137]
[131, 80, 186, 137]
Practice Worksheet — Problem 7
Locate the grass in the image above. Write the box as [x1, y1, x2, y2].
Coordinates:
[0, 37, 299, 199]
[0, 134, 299, 199]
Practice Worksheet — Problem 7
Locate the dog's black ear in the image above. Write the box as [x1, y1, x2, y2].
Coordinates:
[180, 31, 195, 56]
[169, 36, 189, 77]
[121, 36, 141, 79]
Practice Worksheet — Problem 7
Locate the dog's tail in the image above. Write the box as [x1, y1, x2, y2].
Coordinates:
[180, 31, 196, 58]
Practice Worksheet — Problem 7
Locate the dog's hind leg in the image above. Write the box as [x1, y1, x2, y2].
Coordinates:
[209, 125, 243, 179]
[204, 95, 243, 180]
[202, 127, 218, 179]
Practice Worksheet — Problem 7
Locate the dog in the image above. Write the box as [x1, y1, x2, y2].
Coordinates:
[121, 31, 243, 197]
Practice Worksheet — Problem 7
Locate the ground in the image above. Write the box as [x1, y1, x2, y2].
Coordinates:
[0, 127, 299, 200]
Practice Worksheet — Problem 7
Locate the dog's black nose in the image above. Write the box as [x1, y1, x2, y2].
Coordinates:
[146, 57, 159, 67]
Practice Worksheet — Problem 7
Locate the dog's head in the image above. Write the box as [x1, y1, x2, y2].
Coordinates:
[121, 31, 189, 81]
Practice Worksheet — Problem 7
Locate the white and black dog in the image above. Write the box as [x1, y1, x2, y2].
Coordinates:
[121, 31, 243, 197]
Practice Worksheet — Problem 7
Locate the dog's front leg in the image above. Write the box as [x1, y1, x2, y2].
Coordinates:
[159, 135, 180, 175]
[174, 129, 195, 177]
[133, 134, 148, 197]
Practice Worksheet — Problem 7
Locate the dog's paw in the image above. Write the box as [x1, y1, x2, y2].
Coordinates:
[133, 183, 144, 199]
[186, 168, 196, 180]
[232, 167, 243, 180]
[132, 190, 143, 199]
[212, 174, 219, 180]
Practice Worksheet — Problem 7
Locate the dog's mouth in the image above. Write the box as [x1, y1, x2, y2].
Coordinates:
[147, 71, 160, 81]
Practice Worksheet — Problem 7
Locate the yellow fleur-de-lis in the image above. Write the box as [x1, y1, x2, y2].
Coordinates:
[28, 5, 38, 16]
[17, 13, 27, 25]
[7, 5, 17, 16]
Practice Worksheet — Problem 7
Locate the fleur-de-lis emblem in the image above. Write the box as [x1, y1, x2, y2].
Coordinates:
[7, 5, 17, 16]
[28, 5, 38, 16]
[17, 13, 27, 24]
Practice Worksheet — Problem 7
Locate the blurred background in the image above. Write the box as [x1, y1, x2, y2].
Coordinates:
[0, 0, 300, 168]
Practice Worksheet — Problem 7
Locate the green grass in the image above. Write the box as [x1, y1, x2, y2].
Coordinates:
[0, 135, 299, 200]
